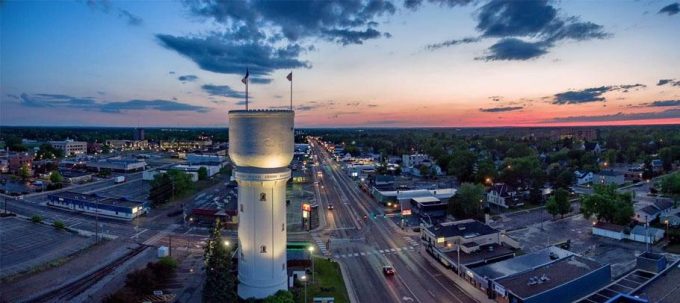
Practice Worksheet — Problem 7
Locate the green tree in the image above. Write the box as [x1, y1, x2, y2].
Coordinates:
[50, 170, 64, 184]
[418, 164, 431, 178]
[545, 188, 570, 218]
[148, 170, 195, 206]
[499, 156, 544, 188]
[554, 170, 574, 189]
[31, 215, 42, 223]
[198, 167, 208, 181]
[581, 184, 634, 225]
[661, 173, 680, 204]
[263, 290, 295, 303]
[18, 164, 31, 181]
[447, 150, 476, 182]
[203, 219, 236, 303]
[448, 183, 485, 220]
[36, 143, 64, 160]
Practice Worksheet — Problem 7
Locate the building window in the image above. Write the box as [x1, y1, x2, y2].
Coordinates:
[260, 193, 267, 201]
[240, 204, 244, 212]
[282, 223, 285, 231]
[260, 245, 267, 253]
[282, 263, 285, 270]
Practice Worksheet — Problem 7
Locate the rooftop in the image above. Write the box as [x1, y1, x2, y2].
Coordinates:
[443, 243, 514, 266]
[49, 191, 144, 208]
[472, 247, 575, 281]
[496, 255, 607, 300]
[633, 260, 680, 303]
[428, 219, 498, 239]
[412, 196, 441, 204]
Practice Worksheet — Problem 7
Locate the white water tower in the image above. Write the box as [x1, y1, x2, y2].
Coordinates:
[229, 109, 294, 299]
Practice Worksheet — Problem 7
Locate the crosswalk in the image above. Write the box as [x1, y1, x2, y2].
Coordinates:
[312, 234, 330, 256]
[403, 236, 421, 247]
[333, 245, 419, 259]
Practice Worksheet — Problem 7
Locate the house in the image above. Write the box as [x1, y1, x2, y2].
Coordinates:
[584, 142, 603, 154]
[629, 225, 664, 244]
[575, 171, 593, 185]
[634, 205, 661, 224]
[660, 211, 680, 227]
[487, 183, 523, 208]
[593, 170, 625, 186]
[402, 153, 430, 168]
[651, 159, 664, 173]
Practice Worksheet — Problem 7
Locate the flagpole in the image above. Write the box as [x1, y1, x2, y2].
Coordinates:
[290, 76, 293, 110]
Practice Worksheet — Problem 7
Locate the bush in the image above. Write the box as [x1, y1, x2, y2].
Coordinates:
[53, 220, 66, 230]
[31, 215, 43, 223]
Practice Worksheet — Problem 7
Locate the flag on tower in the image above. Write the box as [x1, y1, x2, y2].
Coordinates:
[286, 71, 292, 81]
[241, 69, 249, 84]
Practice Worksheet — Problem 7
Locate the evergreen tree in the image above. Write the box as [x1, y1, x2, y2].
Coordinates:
[203, 219, 236, 303]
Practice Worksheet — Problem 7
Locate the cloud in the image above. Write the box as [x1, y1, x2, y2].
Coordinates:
[479, 106, 523, 112]
[647, 100, 680, 107]
[657, 79, 680, 86]
[477, 38, 548, 61]
[426, 37, 481, 51]
[404, 0, 472, 10]
[428, 0, 609, 60]
[553, 84, 646, 104]
[658, 3, 679, 15]
[158, 0, 399, 77]
[178, 75, 199, 82]
[546, 109, 680, 123]
[250, 78, 273, 84]
[15, 93, 209, 113]
[201, 84, 246, 99]
[85, 0, 143, 26]
[157, 34, 310, 77]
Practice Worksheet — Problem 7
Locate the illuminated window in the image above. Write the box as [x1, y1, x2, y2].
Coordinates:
[260, 245, 267, 253]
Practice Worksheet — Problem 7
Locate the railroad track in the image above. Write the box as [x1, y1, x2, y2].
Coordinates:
[27, 245, 148, 303]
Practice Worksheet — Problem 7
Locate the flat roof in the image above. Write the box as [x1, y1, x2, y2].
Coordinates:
[633, 260, 680, 303]
[412, 196, 441, 204]
[497, 255, 607, 299]
[49, 191, 144, 208]
[578, 269, 656, 303]
[443, 243, 514, 266]
[473, 247, 574, 281]
[428, 220, 498, 239]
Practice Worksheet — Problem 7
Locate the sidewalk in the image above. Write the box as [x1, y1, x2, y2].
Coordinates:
[419, 248, 495, 303]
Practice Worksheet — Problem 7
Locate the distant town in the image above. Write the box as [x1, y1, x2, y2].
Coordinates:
[1, 124, 679, 303]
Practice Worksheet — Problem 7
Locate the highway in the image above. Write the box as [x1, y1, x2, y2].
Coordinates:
[308, 139, 477, 303]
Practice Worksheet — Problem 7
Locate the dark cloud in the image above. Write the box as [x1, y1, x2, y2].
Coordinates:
[647, 100, 680, 107]
[15, 93, 209, 113]
[426, 37, 481, 51]
[85, 0, 143, 26]
[404, 0, 472, 10]
[658, 3, 679, 15]
[428, 0, 609, 60]
[250, 78, 273, 84]
[546, 109, 680, 123]
[201, 84, 246, 99]
[553, 84, 646, 105]
[477, 38, 548, 61]
[489, 96, 503, 102]
[657, 79, 680, 86]
[479, 106, 523, 112]
[157, 34, 310, 77]
[178, 75, 199, 82]
[159, 0, 399, 77]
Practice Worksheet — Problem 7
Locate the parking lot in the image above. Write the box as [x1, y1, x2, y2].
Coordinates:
[508, 214, 662, 277]
[0, 217, 92, 279]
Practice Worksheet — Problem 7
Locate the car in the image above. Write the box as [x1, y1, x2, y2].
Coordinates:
[328, 204, 334, 210]
[382, 265, 395, 276]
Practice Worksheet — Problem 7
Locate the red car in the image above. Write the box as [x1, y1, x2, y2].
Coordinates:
[382, 265, 395, 276]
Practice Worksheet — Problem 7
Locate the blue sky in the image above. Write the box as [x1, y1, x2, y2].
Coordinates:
[1, 0, 679, 127]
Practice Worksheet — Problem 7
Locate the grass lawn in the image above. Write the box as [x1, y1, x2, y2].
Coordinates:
[294, 257, 349, 303]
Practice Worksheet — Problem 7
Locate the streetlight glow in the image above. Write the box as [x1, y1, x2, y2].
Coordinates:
[224, 240, 230, 247]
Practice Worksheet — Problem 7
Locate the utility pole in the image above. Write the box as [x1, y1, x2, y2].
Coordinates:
[169, 234, 172, 256]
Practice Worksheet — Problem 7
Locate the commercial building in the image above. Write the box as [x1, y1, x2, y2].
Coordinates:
[47, 191, 149, 220]
[86, 157, 147, 172]
[410, 196, 448, 221]
[105, 139, 149, 150]
[49, 139, 87, 156]
[631, 259, 680, 303]
[159, 139, 212, 151]
[493, 255, 611, 303]
[8, 152, 34, 173]
[470, 247, 575, 295]
[422, 219, 520, 272]
[186, 153, 227, 165]
[133, 128, 145, 141]
[402, 153, 430, 168]
[372, 187, 456, 204]
[59, 170, 93, 184]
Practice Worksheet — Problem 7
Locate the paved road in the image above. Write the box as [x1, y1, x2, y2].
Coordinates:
[309, 139, 477, 303]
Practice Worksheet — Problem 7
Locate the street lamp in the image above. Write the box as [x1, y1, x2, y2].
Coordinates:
[224, 240, 230, 247]
[300, 275, 308, 303]
[308, 246, 315, 283]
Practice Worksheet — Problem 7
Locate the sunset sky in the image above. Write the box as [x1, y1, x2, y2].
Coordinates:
[1, 0, 679, 127]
